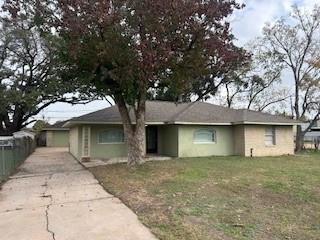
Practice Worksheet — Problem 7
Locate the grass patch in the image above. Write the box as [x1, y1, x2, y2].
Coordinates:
[90, 153, 320, 240]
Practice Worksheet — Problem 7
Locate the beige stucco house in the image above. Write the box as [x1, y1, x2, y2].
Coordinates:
[63, 101, 298, 161]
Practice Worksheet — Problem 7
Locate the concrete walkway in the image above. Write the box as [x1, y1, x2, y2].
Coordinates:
[0, 148, 157, 240]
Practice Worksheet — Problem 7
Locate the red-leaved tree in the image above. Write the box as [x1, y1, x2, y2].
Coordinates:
[5, 0, 248, 165]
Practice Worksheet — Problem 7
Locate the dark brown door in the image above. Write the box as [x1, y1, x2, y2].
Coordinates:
[146, 126, 158, 154]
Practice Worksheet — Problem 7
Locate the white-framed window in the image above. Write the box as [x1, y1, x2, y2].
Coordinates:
[98, 129, 124, 144]
[193, 129, 216, 143]
[265, 126, 276, 146]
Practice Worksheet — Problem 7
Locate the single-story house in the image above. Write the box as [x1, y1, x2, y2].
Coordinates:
[63, 101, 299, 161]
[43, 121, 70, 147]
[13, 129, 37, 140]
[302, 120, 320, 149]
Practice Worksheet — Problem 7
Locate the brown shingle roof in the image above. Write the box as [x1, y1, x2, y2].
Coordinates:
[65, 101, 298, 126]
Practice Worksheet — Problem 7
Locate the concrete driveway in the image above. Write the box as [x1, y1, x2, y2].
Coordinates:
[0, 148, 157, 240]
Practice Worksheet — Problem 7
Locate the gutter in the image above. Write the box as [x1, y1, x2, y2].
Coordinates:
[63, 121, 167, 128]
[170, 121, 232, 126]
[43, 128, 70, 131]
[231, 121, 301, 126]
[64, 120, 299, 128]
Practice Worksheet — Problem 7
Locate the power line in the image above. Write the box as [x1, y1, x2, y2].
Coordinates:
[42, 109, 104, 113]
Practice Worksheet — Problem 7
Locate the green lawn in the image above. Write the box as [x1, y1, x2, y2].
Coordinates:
[90, 152, 320, 240]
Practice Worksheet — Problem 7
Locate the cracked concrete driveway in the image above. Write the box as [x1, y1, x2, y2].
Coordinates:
[0, 148, 157, 240]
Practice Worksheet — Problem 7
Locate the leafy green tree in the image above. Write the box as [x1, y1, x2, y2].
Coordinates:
[0, 2, 94, 136]
[32, 120, 49, 133]
[6, 0, 248, 165]
[147, 87, 192, 103]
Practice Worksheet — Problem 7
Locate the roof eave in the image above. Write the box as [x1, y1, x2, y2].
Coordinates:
[43, 128, 69, 131]
[63, 120, 300, 127]
[170, 121, 232, 125]
[64, 121, 167, 128]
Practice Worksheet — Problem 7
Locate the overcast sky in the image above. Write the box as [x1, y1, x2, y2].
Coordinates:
[18, 0, 319, 123]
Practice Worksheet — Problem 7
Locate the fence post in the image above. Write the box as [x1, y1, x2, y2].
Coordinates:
[1, 146, 5, 180]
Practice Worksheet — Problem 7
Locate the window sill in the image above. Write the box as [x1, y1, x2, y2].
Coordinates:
[265, 144, 276, 148]
[193, 142, 217, 145]
[98, 142, 125, 145]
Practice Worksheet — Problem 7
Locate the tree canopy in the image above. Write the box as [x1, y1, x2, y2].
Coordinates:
[5, 0, 248, 164]
[261, 5, 320, 151]
[0, 1, 96, 136]
[216, 40, 290, 112]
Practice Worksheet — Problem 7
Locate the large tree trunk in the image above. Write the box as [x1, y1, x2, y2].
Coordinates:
[0, 111, 24, 136]
[116, 97, 146, 166]
[294, 79, 303, 152]
[295, 125, 305, 152]
[125, 118, 146, 166]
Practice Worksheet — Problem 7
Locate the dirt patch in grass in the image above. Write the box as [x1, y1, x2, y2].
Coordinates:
[90, 154, 320, 240]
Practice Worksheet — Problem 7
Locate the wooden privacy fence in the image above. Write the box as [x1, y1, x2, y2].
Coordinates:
[0, 136, 36, 183]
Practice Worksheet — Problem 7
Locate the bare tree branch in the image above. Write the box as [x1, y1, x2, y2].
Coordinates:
[262, 5, 320, 151]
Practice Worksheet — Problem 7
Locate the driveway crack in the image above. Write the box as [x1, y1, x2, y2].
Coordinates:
[45, 204, 56, 240]
[42, 174, 56, 240]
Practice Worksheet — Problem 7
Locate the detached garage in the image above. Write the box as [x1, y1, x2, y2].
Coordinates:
[43, 121, 69, 147]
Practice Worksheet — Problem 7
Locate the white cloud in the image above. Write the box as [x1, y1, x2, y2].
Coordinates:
[230, 0, 319, 100]
[35, 100, 111, 124]
[231, 0, 315, 45]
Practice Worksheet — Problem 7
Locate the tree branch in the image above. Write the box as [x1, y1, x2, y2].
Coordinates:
[302, 110, 320, 135]
[20, 119, 37, 129]
[258, 95, 291, 111]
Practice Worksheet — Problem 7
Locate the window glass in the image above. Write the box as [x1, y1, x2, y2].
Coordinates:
[193, 129, 216, 143]
[265, 127, 276, 146]
[98, 129, 124, 143]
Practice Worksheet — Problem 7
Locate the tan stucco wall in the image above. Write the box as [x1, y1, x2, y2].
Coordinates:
[90, 125, 128, 159]
[69, 127, 80, 159]
[46, 130, 69, 147]
[158, 125, 179, 157]
[234, 125, 294, 157]
[46, 131, 53, 146]
[69, 123, 294, 160]
[178, 125, 234, 158]
[233, 125, 245, 155]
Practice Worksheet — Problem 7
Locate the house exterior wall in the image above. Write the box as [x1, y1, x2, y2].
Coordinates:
[233, 125, 245, 155]
[90, 125, 128, 159]
[73, 124, 180, 159]
[69, 127, 81, 159]
[178, 125, 234, 158]
[233, 125, 294, 157]
[46, 131, 53, 147]
[158, 125, 179, 157]
[46, 130, 69, 147]
[78, 127, 83, 158]
[69, 123, 295, 160]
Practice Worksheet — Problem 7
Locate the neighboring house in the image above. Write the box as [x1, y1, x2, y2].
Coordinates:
[303, 120, 320, 149]
[64, 101, 298, 161]
[311, 120, 320, 132]
[13, 129, 36, 140]
[43, 121, 70, 147]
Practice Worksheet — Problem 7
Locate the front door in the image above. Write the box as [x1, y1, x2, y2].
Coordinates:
[146, 126, 158, 154]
